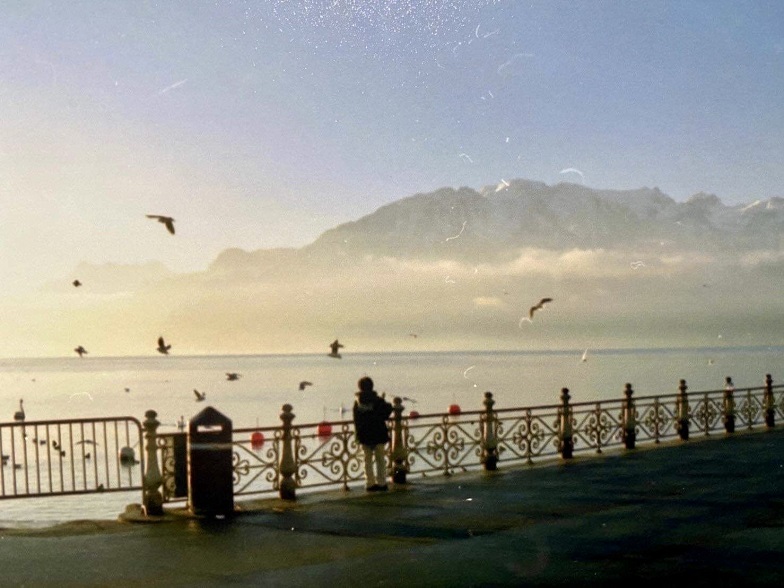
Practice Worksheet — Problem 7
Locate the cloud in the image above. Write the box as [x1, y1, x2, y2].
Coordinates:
[739, 250, 784, 267]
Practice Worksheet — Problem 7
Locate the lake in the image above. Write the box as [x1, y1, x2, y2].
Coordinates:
[0, 346, 781, 527]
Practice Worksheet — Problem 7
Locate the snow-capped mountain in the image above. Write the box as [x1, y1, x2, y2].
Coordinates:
[298, 179, 784, 264]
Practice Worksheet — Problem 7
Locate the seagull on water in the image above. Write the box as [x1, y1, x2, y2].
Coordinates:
[226, 372, 241, 381]
[146, 215, 175, 235]
[72, 279, 82, 287]
[156, 336, 171, 355]
[193, 389, 206, 401]
[14, 399, 25, 422]
[299, 381, 313, 391]
[74, 345, 88, 357]
[329, 339, 344, 358]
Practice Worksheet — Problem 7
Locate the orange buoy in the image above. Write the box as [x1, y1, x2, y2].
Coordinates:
[448, 404, 462, 416]
[250, 431, 265, 449]
[317, 421, 332, 437]
[409, 410, 420, 419]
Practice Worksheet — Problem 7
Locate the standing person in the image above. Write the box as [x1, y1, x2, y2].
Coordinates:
[353, 376, 393, 491]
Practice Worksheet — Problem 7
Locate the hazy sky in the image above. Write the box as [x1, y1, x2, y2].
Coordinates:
[2, 1, 783, 295]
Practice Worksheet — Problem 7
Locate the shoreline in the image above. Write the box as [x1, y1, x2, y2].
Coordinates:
[2, 343, 784, 363]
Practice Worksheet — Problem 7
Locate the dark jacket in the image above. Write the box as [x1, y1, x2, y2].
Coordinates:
[353, 390, 393, 446]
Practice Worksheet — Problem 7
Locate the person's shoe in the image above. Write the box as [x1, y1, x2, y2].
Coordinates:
[366, 485, 381, 492]
[376, 485, 388, 491]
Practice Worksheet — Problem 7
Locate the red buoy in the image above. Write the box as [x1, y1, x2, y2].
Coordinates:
[317, 421, 332, 437]
[448, 404, 462, 416]
[250, 431, 265, 449]
[409, 410, 420, 419]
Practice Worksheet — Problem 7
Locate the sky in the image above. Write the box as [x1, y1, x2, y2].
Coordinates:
[1, 0, 783, 297]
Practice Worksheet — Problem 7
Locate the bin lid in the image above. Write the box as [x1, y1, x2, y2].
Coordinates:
[189, 406, 232, 429]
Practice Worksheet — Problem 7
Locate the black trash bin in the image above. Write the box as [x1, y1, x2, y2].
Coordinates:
[188, 406, 234, 517]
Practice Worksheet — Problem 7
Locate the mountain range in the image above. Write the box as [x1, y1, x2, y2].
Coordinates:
[11, 179, 784, 357]
[210, 179, 784, 274]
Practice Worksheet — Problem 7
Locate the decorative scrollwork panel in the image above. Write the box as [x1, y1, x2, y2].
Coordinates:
[406, 415, 482, 476]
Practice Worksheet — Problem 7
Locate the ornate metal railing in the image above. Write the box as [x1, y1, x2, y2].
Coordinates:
[157, 374, 784, 503]
[0, 416, 144, 500]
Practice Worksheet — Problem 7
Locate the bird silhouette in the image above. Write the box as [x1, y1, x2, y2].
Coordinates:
[13, 399, 25, 422]
[225, 372, 241, 381]
[74, 345, 88, 357]
[193, 389, 206, 401]
[329, 339, 344, 358]
[146, 214, 175, 235]
[299, 381, 313, 391]
[72, 279, 82, 287]
[156, 336, 171, 355]
[528, 297, 553, 320]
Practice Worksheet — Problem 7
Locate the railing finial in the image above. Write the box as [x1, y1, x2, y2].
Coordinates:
[391, 397, 408, 484]
[143, 409, 163, 516]
[560, 388, 573, 459]
[676, 379, 690, 441]
[279, 404, 296, 500]
[622, 383, 636, 449]
[764, 374, 775, 428]
[481, 391, 498, 471]
[723, 376, 736, 433]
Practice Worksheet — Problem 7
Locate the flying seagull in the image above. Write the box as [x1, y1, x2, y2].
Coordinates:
[156, 336, 171, 355]
[226, 372, 241, 381]
[193, 389, 206, 401]
[529, 297, 553, 320]
[74, 345, 88, 357]
[72, 280, 82, 287]
[299, 381, 313, 391]
[146, 215, 175, 235]
[329, 339, 344, 358]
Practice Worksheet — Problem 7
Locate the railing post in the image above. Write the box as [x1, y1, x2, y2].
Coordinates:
[764, 374, 775, 428]
[279, 404, 296, 500]
[676, 379, 690, 441]
[723, 376, 736, 433]
[481, 391, 498, 471]
[622, 383, 636, 449]
[391, 397, 408, 484]
[560, 388, 573, 459]
[142, 410, 164, 516]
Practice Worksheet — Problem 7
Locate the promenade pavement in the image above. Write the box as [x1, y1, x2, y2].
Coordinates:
[1, 428, 783, 587]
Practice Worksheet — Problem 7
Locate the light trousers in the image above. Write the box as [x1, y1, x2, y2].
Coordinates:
[362, 444, 387, 488]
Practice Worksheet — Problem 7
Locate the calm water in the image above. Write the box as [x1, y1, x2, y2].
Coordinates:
[0, 346, 781, 527]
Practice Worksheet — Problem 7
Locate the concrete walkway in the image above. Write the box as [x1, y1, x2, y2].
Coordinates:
[1, 428, 783, 587]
